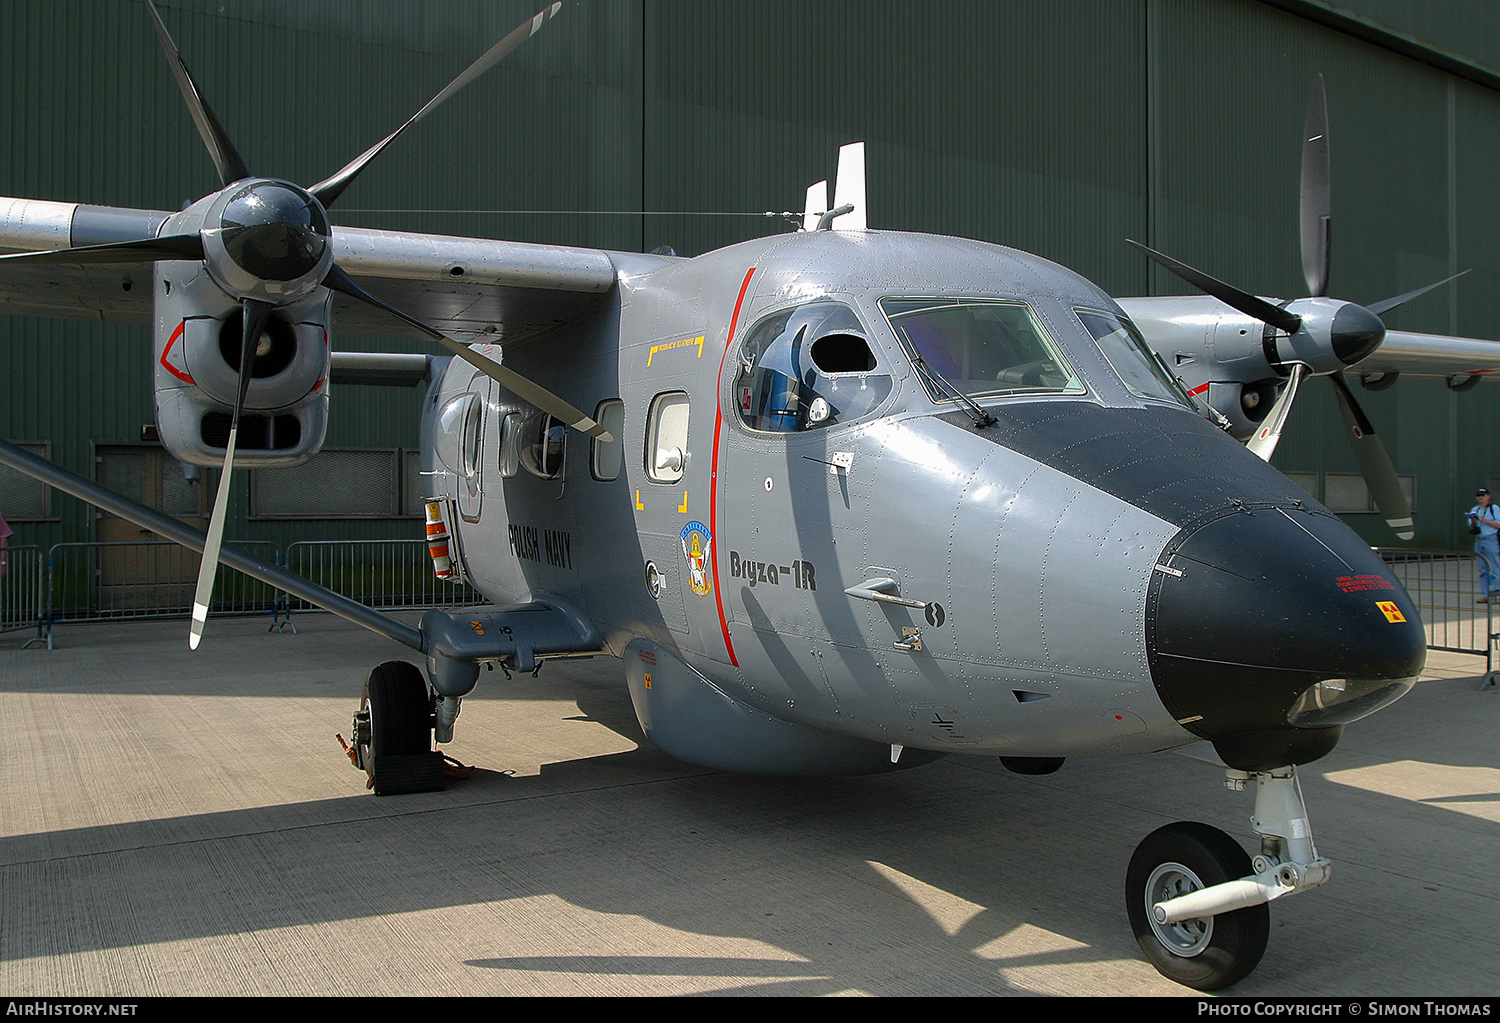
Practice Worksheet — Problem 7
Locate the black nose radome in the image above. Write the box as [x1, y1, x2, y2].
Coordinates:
[1146, 506, 1424, 771]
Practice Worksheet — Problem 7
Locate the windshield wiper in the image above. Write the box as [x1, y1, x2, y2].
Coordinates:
[913, 354, 996, 429]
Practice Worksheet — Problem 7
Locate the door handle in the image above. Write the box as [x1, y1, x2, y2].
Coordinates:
[844, 577, 928, 609]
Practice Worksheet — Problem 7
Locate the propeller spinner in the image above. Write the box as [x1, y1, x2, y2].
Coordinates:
[200, 180, 334, 301]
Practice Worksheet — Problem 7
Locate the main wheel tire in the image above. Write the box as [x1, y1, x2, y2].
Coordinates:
[359, 660, 433, 795]
[1125, 821, 1270, 991]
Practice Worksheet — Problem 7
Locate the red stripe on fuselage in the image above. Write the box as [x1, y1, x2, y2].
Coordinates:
[709, 266, 757, 666]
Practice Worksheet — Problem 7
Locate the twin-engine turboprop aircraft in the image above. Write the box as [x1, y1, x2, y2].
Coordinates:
[3, 2, 1499, 991]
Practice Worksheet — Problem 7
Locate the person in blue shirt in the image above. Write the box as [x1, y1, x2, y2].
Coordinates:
[1466, 488, 1500, 602]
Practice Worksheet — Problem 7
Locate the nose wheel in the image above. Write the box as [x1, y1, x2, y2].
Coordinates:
[1126, 765, 1330, 989]
[1125, 821, 1269, 990]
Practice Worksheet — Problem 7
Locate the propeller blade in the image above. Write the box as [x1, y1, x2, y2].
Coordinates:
[1126, 239, 1304, 335]
[309, 2, 563, 208]
[321, 264, 612, 441]
[0, 234, 205, 266]
[190, 297, 273, 650]
[1246, 363, 1307, 461]
[1365, 269, 1470, 317]
[145, 0, 251, 187]
[1301, 74, 1331, 297]
[1328, 372, 1414, 540]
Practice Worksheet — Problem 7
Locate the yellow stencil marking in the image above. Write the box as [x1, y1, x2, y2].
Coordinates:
[678, 491, 689, 513]
[647, 335, 705, 366]
[1376, 601, 1406, 623]
[644, 672, 653, 690]
[635, 489, 645, 511]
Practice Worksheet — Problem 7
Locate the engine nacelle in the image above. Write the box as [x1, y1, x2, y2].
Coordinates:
[1206, 379, 1281, 441]
[152, 260, 331, 467]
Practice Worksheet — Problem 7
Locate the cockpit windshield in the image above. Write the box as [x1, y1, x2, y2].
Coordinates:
[879, 298, 1085, 401]
[1074, 308, 1192, 407]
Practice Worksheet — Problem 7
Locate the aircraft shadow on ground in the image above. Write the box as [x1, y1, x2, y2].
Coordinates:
[2, 630, 1495, 994]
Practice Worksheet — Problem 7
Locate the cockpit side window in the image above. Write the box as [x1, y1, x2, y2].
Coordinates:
[880, 297, 1084, 401]
[734, 300, 892, 432]
[1074, 308, 1191, 406]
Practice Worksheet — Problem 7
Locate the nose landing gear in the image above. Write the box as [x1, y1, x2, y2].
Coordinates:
[1126, 765, 1330, 990]
[1127, 821, 1269, 989]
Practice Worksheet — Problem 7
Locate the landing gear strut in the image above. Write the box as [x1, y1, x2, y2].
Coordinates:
[350, 660, 446, 796]
[1126, 766, 1330, 990]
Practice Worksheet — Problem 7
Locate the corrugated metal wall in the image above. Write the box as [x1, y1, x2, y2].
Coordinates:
[643, 1, 1151, 281]
[5, 0, 1500, 552]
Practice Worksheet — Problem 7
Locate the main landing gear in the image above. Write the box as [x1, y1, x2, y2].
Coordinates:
[348, 660, 447, 795]
[1125, 766, 1330, 990]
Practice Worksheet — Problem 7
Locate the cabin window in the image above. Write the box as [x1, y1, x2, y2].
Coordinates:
[1074, 308, 1191, 406]
[591, 398, 625, 481]
[518, 411, 565, 480]
[498, 412, 522, 478]
[432, 391, 483, 478]
[461, 398, 483, 477]
[881, 297, 1084, 401]
[735, 300, 892, 432]
[646, 391, 690, 483]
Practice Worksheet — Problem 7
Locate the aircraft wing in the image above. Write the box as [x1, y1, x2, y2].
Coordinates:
[1345, 330, 1500, 382]
[0, 200, 159, 322]
[0, 197, 618, 345]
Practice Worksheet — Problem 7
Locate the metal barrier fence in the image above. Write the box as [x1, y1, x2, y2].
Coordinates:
[13, 538, 479, 648]
[1, 545, 45, 645]
[1376, 548, 1498, 689]
[44, 541, 282, 640]
[283, 539, 482, 622]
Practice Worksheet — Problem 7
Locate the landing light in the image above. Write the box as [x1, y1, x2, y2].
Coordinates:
[1286, 676, 1415, 728]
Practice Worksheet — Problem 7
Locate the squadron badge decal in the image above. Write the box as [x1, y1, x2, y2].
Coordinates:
[680, 521, 714, 598]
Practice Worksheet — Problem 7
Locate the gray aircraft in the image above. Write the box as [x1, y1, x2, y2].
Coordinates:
[3, 3, 1499, 991]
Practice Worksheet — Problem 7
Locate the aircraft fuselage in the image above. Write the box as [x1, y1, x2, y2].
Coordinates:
[422, 229, 1424, 775]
